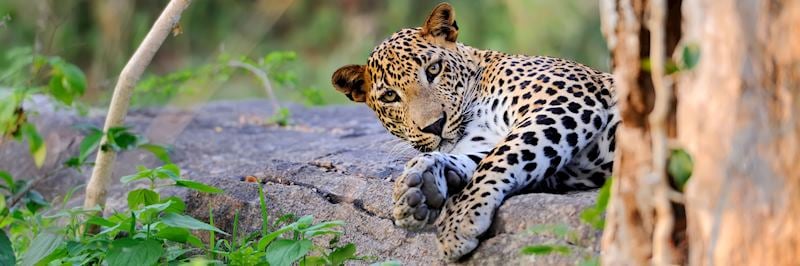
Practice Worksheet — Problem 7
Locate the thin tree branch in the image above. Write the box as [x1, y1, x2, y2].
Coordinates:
[83, 0, 192, 215]
[228, 60, 281, 112]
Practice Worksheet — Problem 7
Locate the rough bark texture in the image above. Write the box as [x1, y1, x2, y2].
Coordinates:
[599, 0, 684, 264]
[601, 0, 800, 265]
[679, 0, 800, 265]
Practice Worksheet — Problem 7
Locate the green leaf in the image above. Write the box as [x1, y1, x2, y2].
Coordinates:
[85, 216, 117, 227]
[60, 63, 87, 97]
[682, 44, 701, 70]
[668, 149, 693, 191]
[60, 184, 85, 208]
[21, 231, 63, 266]
[0, 230, 15, 266]
[300, 256, 327, 266]
[258, 181, 269, 237]
[139, 143, 171, 163]
[520, 244, 571, 256]
[160, 213, 227, 235]
[106, 238, 164, 266]
[329, 243, 357, 266]
[64, 157, 82, 168]
[595, 178, 612, 212]
[133, 201, 173, 219]
[20, 123, 46, 167]
[25, 190, 48, 212]
[269, 108, 291, 126]
[78, 128, 103, 162]
[0, 171, 12, 191]
[161, 196, 186, 213]
[48, 73, 73, 105]
[156, 164, 181, 179]
[156, 226, 191, 243]
[581, 209, 602, 229]
[265, 239, 313, 266]
[35, 245, 68, 266]
[580, 178, 612, 230]
[127, 188, 160, 210]
[174, 179, 223, 194]
[104, 127, 141, 151]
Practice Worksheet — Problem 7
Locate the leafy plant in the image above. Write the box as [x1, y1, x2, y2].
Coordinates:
[579, 178, 612, 230]
[1, 47, 364, 265]
[521, 178, 612, 266]
[64, 125, 172, 170]
[640, 43, 700, 75]
[668, 149, 693, 191]
[208, 182, 365, 266]
[269, 107, 292, 127]
[1, 47, 88, 168]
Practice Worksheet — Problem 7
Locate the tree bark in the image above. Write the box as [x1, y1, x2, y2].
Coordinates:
[679, 0, 800, 265]
[599, 0, 684, 265]
[83, 0, 192, 212]
[600, 0, 800, 265]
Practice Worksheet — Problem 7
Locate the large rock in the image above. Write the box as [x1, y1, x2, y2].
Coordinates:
[0, 100, 599, 265]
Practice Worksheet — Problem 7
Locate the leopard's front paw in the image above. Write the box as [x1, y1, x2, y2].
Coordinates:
[435, 193, 498, 261]
[392, 154, 466, 230]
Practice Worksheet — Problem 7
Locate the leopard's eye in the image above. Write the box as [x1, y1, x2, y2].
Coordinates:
[425, 61, 442, 83]
[379, 90, 400, 103]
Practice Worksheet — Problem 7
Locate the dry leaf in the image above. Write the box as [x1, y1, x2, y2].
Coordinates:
[171, 23, 183, 36]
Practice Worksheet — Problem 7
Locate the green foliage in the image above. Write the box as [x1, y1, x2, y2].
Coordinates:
[1, 48, 88, 170]
[266, 239, 313, 266]
[105, 238, 164, 266]
[131, 51, 322, 108]
[16, 123, 46, 168]
[522, 178, 613, 265]
[0, 230, 14, 265]
[46, 57, 87, 106]
[668, 149, 693, 191]
[2, 131, 363, 266]
[580, 178, 612, 230]
[0, 45, 362, 265]
[269, 107, 292, 127]
[520, 245, 571, 255]
[102, 126, 145, 152]
[681, 44, 701, 70]
[641, 43, 700, 75]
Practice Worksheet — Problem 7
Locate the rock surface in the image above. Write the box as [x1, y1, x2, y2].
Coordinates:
[0, 100, 600, 265]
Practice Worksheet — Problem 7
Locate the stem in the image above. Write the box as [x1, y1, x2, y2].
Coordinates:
[208, 206, 216, 260]
[83, 0, 192, 225]
[228, 60, 282, 113]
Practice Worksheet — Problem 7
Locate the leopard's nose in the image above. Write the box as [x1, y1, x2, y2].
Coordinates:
[420, 115, 446, 136]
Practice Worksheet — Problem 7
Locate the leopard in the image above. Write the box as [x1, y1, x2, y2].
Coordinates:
[331, 3, 619, 261]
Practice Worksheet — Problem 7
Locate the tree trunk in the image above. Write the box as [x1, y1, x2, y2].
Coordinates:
[599, 0, 800, 265]
[679, 0, 800, 265]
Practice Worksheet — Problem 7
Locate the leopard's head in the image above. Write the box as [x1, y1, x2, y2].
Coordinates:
[332, 3, 471, 152]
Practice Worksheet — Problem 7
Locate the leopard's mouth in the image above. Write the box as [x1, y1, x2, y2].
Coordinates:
[410, 136, 455, 153]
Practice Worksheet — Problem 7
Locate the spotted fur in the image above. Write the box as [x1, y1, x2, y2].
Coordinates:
[332, 3, 619, 261]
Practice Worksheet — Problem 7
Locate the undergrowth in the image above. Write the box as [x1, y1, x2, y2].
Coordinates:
[0, 47, 367, 265]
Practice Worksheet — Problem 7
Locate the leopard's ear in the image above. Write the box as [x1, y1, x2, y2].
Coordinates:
[421, 3, 458, 43]
[332, 64, 368, 102]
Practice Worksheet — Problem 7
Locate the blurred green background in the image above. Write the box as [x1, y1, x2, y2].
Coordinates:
[0, 0, 608, 107]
